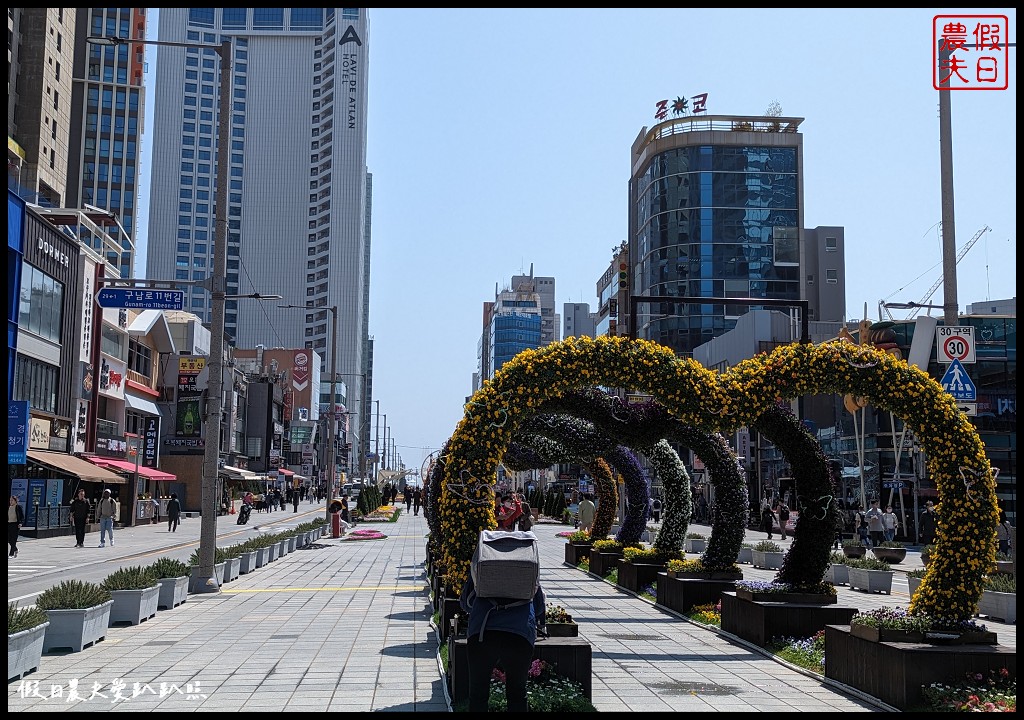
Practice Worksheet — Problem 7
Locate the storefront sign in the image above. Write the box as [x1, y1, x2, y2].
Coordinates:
[95, 430, 128, 458]
[8, 401, 29, 464]
[143, 416, 160, 467]
[176, 356, 206, 441]
[29, 417, 51, 450]
[98, 356, 127, 400]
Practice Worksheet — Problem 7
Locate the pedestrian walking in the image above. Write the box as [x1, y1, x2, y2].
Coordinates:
[882, 505, 898, 542]
[413, 487, 422, 516]
[70, 489, 90, 548]
[919, 501, 938, 545]
[405, 488, 413, 513]
[775, 501, 791, 540]
[759, 496, 775, 540]
[97, 489, 118, 547]
[865, 499, 885, 547]
[650, 497, 662, 523]
[292, 489, 300, 513]
[459, 561, 545, 712]
[995, 512, 1012, 555]
[9, 495, 25, 558]
[855, 508, 869, 546]
[577, 493, 596, 534]
[166, 493, 182, 532]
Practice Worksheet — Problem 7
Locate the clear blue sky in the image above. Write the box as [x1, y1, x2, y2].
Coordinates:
[137, 9, 1017, 473]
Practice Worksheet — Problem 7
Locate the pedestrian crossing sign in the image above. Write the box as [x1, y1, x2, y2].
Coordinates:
[940, 358, 976, 402]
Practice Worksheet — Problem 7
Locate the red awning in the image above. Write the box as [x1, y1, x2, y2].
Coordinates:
[85, 457, 176, 481]
[277, 468, 294, 477]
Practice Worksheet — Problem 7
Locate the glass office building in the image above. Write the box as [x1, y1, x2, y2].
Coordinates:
[628, 115, 814, 357]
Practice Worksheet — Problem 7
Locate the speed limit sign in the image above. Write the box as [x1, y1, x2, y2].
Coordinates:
[935, 326, 975, 364]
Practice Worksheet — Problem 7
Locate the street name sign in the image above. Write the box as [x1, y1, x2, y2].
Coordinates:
[96, 288, 184, 310]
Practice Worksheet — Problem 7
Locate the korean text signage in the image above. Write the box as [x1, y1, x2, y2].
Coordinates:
[143, 416, 160, 467]
[654, 92, 709, 121]
[8, 401, 29, 464]
[95, 430, 128, 458]
[176, 357, 206, 440]
[98, 356, 127, 400]
[935, 326, 976, 364]
[933, 15, 1009, 90]
[95, 288, 184, 310]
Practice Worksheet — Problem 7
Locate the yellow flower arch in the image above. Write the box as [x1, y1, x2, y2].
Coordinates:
[439, 335, 997, 623]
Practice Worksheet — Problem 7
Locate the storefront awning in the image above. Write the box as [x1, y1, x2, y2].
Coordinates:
[27, 450, 127, 483]
[125, 394, 161, 416]
[85, 456, 176, 481]
[220, 465, 258, 480]
[276, 468, 294, 477]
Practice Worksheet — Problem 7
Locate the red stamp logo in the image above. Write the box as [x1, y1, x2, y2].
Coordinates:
[933, 15, 1010, 90]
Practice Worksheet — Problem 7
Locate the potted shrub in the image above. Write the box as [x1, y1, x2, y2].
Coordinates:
[36, 580, 113, 652]
[684, 533, 707, 554]
[102, 566, 160, 626]
[219, 545, 242, 582]
[564, 529, 593, 566]
[286, 533, 298, 553]
[871, 540, 907, 564]
[993, 551, 1014, 575]
[977, 572, 1015, 624]
[9, 603, 49, 681]
[542, 603, 579, 637]
[254, 539, 272, 568]
[907, 568, 927, 598]
[846, 557, 894, 594]
[841, 539, 867, 559]
[150, 557, 190, 610]
[188, 548, 227, 591]
[919, 544, 935, 567]
[849, 606, 929, 643]
[736, 543, 754, 565]
[617, 546, 678, 592]
[237, 541, 259, 574]
[751, 540, 785, 570]
[825, 551, 849, 585]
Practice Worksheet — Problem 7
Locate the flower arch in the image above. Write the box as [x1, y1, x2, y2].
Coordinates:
[440, 336, 996, 623]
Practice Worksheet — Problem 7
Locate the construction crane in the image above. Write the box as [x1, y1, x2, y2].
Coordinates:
[905, 225, 991, 319]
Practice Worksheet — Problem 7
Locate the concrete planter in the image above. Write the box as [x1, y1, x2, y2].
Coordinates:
[239, 551, 258, 574]
[684, 538, 707, 553]
[268, 543, 279, 561]
[737, 546, 753, 564]
[157, 576, 189, 610]
[825, 563, 849, 585]
[8, 621, 48, 681]
[278, 540, 289, 557]
[848, 567, 894, 594]
[109, 586, 160, 626]
[222, 557, 241, 582]
[977, 589, 1016, 623]
[255, 547, 271, 568]
[294, 533, 306, 549]
[908, 575, 923, 597]
[287, 536, 297, 552]
[751, 550, 785, 570]
[42, 601, 113, 652]
[871, 547, 907, 564]
[189, 563, 225, 592]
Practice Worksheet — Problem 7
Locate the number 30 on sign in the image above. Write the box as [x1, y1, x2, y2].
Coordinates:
[935, 326, 975, 364]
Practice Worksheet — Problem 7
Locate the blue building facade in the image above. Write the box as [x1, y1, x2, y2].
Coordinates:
[491, 313, 542, 375]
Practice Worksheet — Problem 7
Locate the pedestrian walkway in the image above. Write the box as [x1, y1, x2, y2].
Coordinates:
[7, 510, 1014, 711]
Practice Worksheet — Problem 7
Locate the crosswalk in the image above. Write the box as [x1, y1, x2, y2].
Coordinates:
[7, 563, 56, 577]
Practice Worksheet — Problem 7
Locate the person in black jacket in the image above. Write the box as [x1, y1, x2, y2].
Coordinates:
[70, 489, 91, 548]
[166, 493, 182, 533]
[9, 495, 25, 557]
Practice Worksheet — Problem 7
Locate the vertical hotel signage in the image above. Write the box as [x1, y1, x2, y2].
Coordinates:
[339, 25, 363, 130]
[143, 415, 160, 467]
[8, 401, 29, 464]
[176, 356, 206, 440]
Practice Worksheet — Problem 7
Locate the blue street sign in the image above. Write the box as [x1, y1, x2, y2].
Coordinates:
[96, 288, 184, 310]
[940, 358, 976, 402]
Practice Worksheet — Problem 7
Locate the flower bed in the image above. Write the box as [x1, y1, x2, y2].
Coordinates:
[341, 529, 388, 541]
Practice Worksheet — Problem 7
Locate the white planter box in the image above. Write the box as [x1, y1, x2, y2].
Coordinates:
[109, 586, 160, 626]
[8, 621, 48, 681]
[908, 575, 922, 597]
[42, 601, 113, 652]
[825, 563, 849, 585]
[255, 547, 271, 568]
[684, 539, 707, 554]
[239, 551, 258, 574]
[157, 576, 189, 610]
[287, 536, 297, 552]
[222, 557, 241, 583]
[279, 540, 289, 556]
[737, 547, 753, 564]
[189, 563, 225, 592]
[977, 590, 1016, 623]
[268, 543, 279, 561]
[751, 550, 785, 570]
[294, 533, 305, 549]
[848, 567, 894, 595]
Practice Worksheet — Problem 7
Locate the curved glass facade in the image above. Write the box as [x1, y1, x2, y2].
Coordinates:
[634, 145, 800, 355]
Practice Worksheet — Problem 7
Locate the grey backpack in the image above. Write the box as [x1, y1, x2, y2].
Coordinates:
[470, 530, 540, 603]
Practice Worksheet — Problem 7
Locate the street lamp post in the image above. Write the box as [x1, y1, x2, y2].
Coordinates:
[280, 303, 337, 521]
[88, 33, 233, 594]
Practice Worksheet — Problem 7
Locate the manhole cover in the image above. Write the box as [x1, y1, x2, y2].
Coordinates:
[648, 680, 739, 696]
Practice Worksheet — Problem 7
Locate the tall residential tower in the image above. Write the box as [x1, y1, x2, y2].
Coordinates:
[145, 8, 372, 442]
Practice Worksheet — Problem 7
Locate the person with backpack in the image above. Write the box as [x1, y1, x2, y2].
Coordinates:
[774, 501, 791, 540]
[97, 489, 118, 548]
[460, 530, 545, 712]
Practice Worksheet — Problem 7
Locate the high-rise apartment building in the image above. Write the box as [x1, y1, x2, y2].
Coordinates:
[145, 8, 372, 443]
[627, 112, 844, 357]
[64, 8, 148, 278]
[476, 279, 542, 388]
[8, 8, 77, 208]
[512, 268, 559, 345]
[563, 302, 596, 339]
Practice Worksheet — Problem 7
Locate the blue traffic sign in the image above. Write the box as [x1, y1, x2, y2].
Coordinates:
[940, 358, 976, 402]
[96, 288, 184, 310]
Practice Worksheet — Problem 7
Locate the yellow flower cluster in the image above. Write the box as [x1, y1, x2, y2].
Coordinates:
[433, 336, 997, 623]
